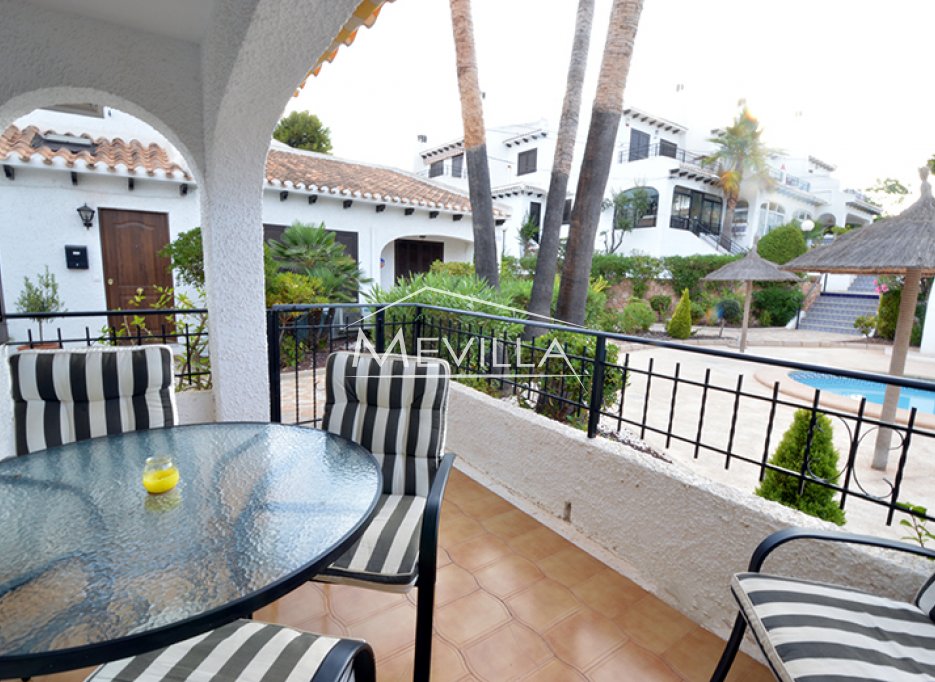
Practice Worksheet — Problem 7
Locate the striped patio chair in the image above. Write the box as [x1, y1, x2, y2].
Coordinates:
[9, 346, 177, 455]
[710, 527, 935, 682]
[316, 351, 454, 682]
[84, 619, 375, 682]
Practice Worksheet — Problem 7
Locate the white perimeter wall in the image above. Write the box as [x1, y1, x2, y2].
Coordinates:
[446, 383, 930, 656]
[0, 168, 200, 342]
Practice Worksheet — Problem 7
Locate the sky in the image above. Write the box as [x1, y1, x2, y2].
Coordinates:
[290, 0, 935, 201]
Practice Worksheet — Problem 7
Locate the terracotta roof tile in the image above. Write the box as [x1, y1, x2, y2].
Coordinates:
[0, 125, 192, 180]
[265, 148, 506, 217]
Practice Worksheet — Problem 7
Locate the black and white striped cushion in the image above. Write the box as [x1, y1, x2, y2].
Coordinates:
[917, 573, 935, 620]
[85, 620, 362, 682]
[322, 352, 449, 497]
[733, 572, 935, 681]
[10, 346, 178, 455]
[319, 494, 425, 588]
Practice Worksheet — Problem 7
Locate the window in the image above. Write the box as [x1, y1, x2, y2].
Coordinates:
[659, 139, 678, 159]
[429, 160, 444, 178]
[794, 209, 812, 223]
[562, 198, 572, 224]
[612, 187, 659, 230]
[528, 201, 541, 227]
[733, 200, 749, 233]
[517, 148, 537, 175]
[628, 128, 650, 162]
[450, 154, 464, 178]
[759, 202, 787, 233]
[669, 186, 721, 235]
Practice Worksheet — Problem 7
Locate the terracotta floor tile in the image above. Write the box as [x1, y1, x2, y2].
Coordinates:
[473, 554, 544, 599]
[437, 547, 453, 568]
[588, 641, 682, 682]
[435, 562, 480, 606]
[444, 471, 492, 506]
[663, 626, 772, 682]
[447, 533, 512, 572]
[291, 613, 348, 638]
[439, 510, 486, 548]
[521, 657, 588, 681]
[455, 492, 516, 521]
[253, 582, 328, 627]
[614, 594, 696, 654]
[508, 525, 573, 562]
[435, 590, 511, 646]
[479, 508, 541, 540]
[544, 609, 627, 671]
[35, 668, 93, 682]
[506, 579, 580, 631]
[326, 583, 409, 626]
[344, 601, 417, 660]
[462, 622, 552, 680]
[570, 568, 647, 619]
[537, 546, 608, 588]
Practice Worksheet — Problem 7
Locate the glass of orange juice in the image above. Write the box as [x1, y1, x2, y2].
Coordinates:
[142, 456, 180, 494]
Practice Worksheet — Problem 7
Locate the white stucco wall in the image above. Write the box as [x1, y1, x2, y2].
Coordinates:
[446, 383, 931, 654]
[1, 168, 200, 343]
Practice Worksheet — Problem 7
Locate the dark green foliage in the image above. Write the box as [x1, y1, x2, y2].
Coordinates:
[519, 254, 539, 274]
[690, 301, 706, 325]
[876, 289, 900, 340]
[273, 111, 333, 153]
[756, 224, 807, 264]
[649, 295, 671, 320]
[268, 222, 369, 302]
[431, 260, 475, 277]
[756, 410, 846, 525]
[662, 254, 741, 298]
[752, 284, 803, 327]
[666, 289, 692, 339]
[16, 266, 66, 342]
[853, 314, 876, 338]
[159, 227, 204, 287]
[716, 297, 743, 325]
[621, 298, 655, 332]
[589, 254, 663, 295]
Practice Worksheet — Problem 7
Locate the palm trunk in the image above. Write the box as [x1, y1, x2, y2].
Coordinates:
[872, 268, 921, 469]
[555, 0, 644, 326]
[449, 0, 498, 288]
[720, 194, 736, 251]
[525, 0, 595, 337]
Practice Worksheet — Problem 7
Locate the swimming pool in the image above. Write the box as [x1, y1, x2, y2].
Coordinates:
[790, 372, 935, 415]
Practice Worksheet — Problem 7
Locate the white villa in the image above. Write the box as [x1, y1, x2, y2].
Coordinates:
[0, 106, 495, 342]
[415, 107, 882, 259]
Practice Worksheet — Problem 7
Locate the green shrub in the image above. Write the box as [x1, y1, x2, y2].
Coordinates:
[690, 301, 707, 325]
[431, 260, 475, 277]
[628, 255, 663, 298]
[649, 295, 671, 320]
[666, 289, 692, 339]
[621, 298, 656, 333]
[716, 297, 743, 325]
[518, 254, 539, 274]
[876, 289, 900, 339]
[853, 314, 876, 338]
[757, 223, 807, 264]
[159, 227, 204, 287]
[590, 253, 630, 284]
[755, 409, 846, 525]
[662, 254, 740, 298]
[16, 266, 66, 342]
[752, 284, 803, 327]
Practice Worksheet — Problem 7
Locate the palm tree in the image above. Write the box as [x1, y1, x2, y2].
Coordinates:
[705, 103, 775, 250]
[525, 0, 595, 335]
[555, 0, 645, 326]
[449, 0, 498, 288]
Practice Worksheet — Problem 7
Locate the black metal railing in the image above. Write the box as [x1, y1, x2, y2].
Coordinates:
[3, 308, 210, 389]
[621, 143, 717, 170]
[269, 302, 935, 528]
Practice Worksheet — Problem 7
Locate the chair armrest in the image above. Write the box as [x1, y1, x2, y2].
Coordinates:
[748, 527, 935, 573]
[419, 452, 456, 581]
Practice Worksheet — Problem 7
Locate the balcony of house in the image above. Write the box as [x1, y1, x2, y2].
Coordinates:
[416, 155, 468, 184]
[4, 304, 934, 682]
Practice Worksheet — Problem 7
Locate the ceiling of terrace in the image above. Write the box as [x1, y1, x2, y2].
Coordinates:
[29, 0, 216, 44]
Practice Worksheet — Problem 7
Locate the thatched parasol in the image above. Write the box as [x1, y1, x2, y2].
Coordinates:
[784, 166, 935, 470]
[705, 248, 798, 353]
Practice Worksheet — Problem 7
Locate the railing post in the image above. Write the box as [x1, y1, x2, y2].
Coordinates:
[413, 305, 423, 352]
[267, 309, 282, 423]
[587, 336, 607, 438]
[375, 306, 386, 353]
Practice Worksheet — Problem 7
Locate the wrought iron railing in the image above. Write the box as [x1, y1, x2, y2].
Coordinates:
[269, 302, 935, 529]
[2, 308, 210, 389]
[620, 143, 717, 170]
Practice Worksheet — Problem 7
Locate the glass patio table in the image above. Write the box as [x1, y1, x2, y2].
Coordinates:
[0, 422, 381, 678]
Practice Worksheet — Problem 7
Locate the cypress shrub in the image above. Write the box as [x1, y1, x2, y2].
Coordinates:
[755, 409, 846, 525]
[666, 289, 692, 339]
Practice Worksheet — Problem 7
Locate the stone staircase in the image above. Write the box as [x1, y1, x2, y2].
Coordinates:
[798, 276, 879, 335]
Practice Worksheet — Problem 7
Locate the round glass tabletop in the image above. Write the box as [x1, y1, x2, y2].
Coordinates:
[0, 423, 380, 677]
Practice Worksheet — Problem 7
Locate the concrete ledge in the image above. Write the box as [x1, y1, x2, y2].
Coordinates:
[446, 382, 930, 652]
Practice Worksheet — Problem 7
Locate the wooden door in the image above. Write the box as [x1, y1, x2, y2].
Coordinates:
[395, 239, 444, 282]
[99, 209, 174, 339]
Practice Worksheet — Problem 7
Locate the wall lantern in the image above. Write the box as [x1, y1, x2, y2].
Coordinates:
[77, 203, 95, 229]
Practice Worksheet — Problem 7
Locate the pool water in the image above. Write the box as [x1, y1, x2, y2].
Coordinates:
[790, 372, 935, 415]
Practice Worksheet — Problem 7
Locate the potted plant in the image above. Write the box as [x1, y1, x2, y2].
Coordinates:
[16, 266, 66, 345]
